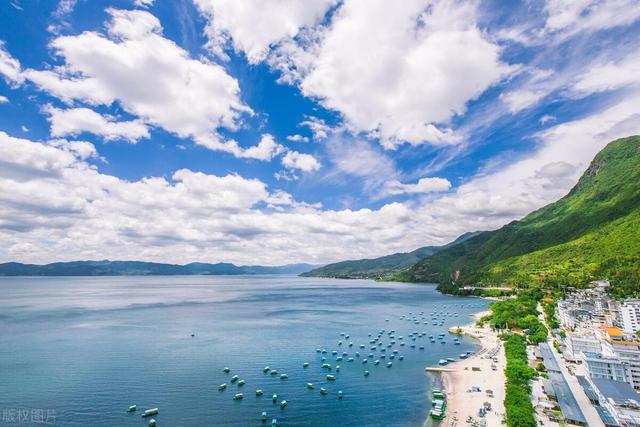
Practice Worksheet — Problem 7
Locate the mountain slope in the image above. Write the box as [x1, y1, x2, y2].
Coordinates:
[399, 135, 640, 289]
[301, 232, 481, 278]
[0, 260, 318, 276]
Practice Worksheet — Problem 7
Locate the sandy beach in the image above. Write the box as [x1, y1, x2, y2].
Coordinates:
[428, 310, 506, 427]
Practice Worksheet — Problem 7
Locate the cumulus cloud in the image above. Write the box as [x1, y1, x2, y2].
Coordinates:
[383, 177, 451, 196]
[0, 95, 8, 104]
[195, 0, 512, 149]
[193, 0, 336, 63]
[240, 134, 286, 161]
[19, 9, 258, 156]
[286, 134, 309, 143]
[281, 150, 321, 172]
[45, 105, 150, 142]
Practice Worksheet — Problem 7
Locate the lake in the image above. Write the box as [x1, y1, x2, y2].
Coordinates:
[0, 276, 488, 426]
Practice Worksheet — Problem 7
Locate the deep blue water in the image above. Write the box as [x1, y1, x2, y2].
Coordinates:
[0, 276, 488, 426]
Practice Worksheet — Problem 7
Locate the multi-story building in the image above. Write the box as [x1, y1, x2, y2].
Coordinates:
[602, 327, 640, 390]
[620, 299, 640, 335]
[567, 333, 603, 358]
[581, 351, 630, 383]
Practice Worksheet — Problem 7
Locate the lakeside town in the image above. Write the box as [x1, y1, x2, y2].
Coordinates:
[533, 280, 640, 427]
[437, 280, 640, 427]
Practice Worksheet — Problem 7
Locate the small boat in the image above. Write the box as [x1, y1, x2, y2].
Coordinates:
[364, 370, 370, 376]
[347, 357, 354, 362]
[256, 389, 264, 396]
[447, 358, 456, 363]
[338, 390, 343, 399]
[280, 400, 287, 409]
[219, 383, 227, 391]
[322, 363, 331, 369]
[374, 360, 380, 365]
[233, 393, 243, 400]
[460, 353, 468, 359]
[320, 388, 328, 395]
[327, 374, 336, 381]
[231, 375, 239, 383]
[263, 366, 270, 373]
[332, 350, 338, 355]
[307, 382, 315, 389]
[336, 365, 341, 372]
[261, 411, 267, 422]
[272, 394, 278, 403]
[238, 379, 246, 386]
[419, 346, 424, 350]
[362, 359, 368, 364]
[272, 419, 278, 427]
[280, 374, 288, 380]
[142, 408, 158, 418]
[270, 370, 279, 376]
[439, 359, 448, 366]
[303, 362, 309, 368]
[127, 405, 137, 412]
[387, 362, 393, 368]
[224, 367, 231, 373]
[148, 419, 156, 427]
[399, 355, 404, 360]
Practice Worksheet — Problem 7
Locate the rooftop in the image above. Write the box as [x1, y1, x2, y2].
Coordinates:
[591, 378, 640, 406]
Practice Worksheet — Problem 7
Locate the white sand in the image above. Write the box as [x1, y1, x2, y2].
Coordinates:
[432, 311, 507, 427]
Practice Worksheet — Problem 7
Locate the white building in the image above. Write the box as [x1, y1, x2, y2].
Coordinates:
[567, 333, 603, 358]
[621, 299, 640, 335]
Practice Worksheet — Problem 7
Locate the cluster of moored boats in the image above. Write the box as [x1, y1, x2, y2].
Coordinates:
[213, 305, 482, 426]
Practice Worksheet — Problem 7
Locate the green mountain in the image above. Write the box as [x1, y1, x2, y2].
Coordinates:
[397, 135, 640, 291]
[301, 232, 481, 279]
[0, 260, 319, 276]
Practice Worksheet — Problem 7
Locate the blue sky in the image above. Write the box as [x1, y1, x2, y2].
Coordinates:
[1, 0, 639, 265]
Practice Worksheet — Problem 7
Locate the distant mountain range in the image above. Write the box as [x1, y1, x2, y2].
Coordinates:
[300, 232, 482, 279]
[304, 135, 640, 293]
[0, 260, 319, 276]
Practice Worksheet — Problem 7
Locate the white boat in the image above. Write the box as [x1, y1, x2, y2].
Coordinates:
[142, 408, 158, 418]
[338, 390, 343, 399]
[218, 383, 227, 391]
[387, 362, 393, 368]
[307, 382, 315, 389]
[272, 394, 278, 402]
[280, 400, 287, 409]
[327, 374, 336, 381]
[128, 405, 137, 412]
[148, 419, 156, 427]
[263, 366, 270, 373]
[223, 367, 230, 373]
[256, 389, 264, 396]
[261, 411, 267, 421]
[231, 375, 239, 383]
[303, 362, 309, 368]
[364, 370, 370, 376]
[233, 393, 243, 400]
[238, 379, 246, 386]
[280, 374, 288, 380]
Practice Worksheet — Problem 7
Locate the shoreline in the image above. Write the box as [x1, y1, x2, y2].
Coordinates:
[425, 310, 506, 427]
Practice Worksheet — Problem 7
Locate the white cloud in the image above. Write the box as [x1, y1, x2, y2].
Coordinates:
[133, 0, 154, 7]
[291, 0, 510, 148]
[0, 95, 8, 104]
[286, 134, 309, 143]
[0, 41, 24, 86]
[544, 0, 640, 38]
[21, 125, 29, 132]
[299, 116, 331, 140]
[572, 53, 640, 95]
[21, 9, 255, 156]
[540, 114, 555, 124]
[193, 0, 336, 63]
[240, 134, 286, 161]
[281, 150, 321, 172]
[45, 105, 150, 143]
[383, 177, 451, 196]
[500, 89, 546, 114]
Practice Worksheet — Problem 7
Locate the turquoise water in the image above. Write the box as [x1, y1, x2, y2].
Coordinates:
[0, 276, 488, 426]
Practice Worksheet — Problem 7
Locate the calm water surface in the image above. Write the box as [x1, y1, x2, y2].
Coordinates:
[0, 276, 488, 426]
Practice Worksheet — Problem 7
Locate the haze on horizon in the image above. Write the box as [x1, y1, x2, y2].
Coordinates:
[1, 0, 640, 266]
